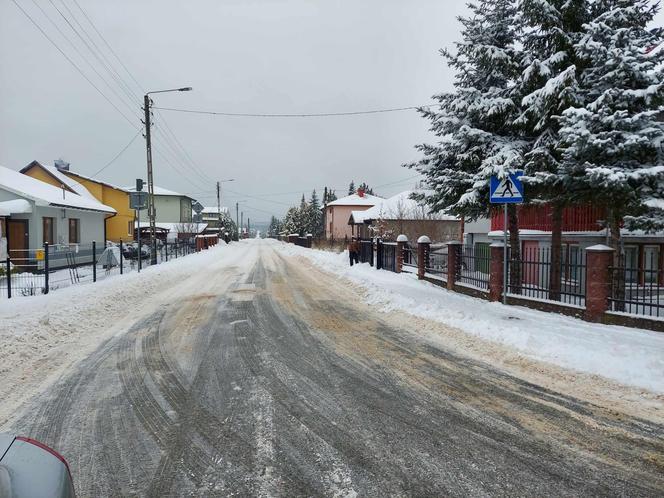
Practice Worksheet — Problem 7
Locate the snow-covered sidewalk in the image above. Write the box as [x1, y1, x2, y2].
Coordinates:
[277, 241, 664, 394]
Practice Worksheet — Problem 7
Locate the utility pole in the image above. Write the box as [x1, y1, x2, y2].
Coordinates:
[143, 86, 192, 265]
[236, 202, 239, 241]
[248, 217, 250, 237]
[143, 94, 157, 265]
[241, 212, 244, 238]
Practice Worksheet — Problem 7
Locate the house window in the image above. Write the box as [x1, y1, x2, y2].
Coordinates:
[43, 217, 54, 245]
[128, 221, 133, 236]
[68, 218, 80, 244]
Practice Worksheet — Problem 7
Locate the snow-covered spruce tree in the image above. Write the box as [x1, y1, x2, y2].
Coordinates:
[515, 0, 592, 300]
[348, 181, 355, 196]
[309, 190, 323, 237]
[282, 207, 300, 236]
[406, 0, 526, 288]
[557, 0, 664, 255]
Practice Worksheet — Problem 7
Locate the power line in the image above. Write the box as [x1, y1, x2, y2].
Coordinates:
[90, 130, 142, 177]
[152, 105, 436, 118]
[9, 0, 137, 128]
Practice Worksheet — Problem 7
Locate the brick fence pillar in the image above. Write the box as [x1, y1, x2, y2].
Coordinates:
[489, 242, 505, 302]
[446, 241, 462, 291]
[585, 244, 615, 322]
[306, 234, 313, 248]
[396, 234, 408, 273]
[288, 234, 297, 244]
[417, 235, 431, 280]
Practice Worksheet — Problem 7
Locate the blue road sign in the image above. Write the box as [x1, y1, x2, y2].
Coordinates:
[490, 172, 524, 203]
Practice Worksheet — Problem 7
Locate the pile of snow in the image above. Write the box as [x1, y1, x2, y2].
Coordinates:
[277, 242, 664, 393]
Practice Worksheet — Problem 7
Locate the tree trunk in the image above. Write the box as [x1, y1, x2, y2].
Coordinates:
[609, 209, 625, 311]
[549, 203, 563, 301]
[508, 204, 521, 295]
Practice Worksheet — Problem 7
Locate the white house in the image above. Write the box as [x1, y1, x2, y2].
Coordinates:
[0, 165, 115, 267]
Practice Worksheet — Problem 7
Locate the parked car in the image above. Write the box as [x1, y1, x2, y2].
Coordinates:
[0, 434, 75, 497]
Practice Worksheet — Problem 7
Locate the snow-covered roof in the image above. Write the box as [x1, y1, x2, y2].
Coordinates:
[22, 161, 98, 201]
[349, 190, 458, 223]
[125, 185, 192, 198]
[0, 199, 32, 216]
[201, 206, 229, 214]
[60, 169, 130, 193]
[0, 165, 116, 214]
[326, 192, 382, 207]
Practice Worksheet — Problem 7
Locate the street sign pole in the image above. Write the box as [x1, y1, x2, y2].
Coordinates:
[503, 204, 508, 305]
[489, 172, 524, 306]
[137, 208, 141, 272]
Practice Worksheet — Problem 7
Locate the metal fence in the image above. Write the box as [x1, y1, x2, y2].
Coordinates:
[358, 240, 374, 266]
[458, 244, 490, 290]
[377, 241, 398, 272]
[403, 244, 418, 273]
[609, 256, 664, 318]
[1, 238, 199, 299]
[508, 246, 586, 306]
[425, 244, 447, 279]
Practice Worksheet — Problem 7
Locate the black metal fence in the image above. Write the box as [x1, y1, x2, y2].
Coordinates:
[1, 238, 200, 299]
[458, 244, 490, 290]
[508, 246, 586, 306]
[425, 244, 447, 279]
[403, 244, 418, 273]
[609, 255, 664, 318]
[377, 241, 397, 272]
[358, 239, 374, 266]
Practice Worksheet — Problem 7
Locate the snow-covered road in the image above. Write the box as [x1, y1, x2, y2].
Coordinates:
[2, 239, 663, 496]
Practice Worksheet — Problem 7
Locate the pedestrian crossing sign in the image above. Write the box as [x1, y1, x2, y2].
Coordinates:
[490, 172, 524, 203]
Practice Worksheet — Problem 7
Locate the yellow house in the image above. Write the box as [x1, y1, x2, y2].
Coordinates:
[21, 160, 135, 242]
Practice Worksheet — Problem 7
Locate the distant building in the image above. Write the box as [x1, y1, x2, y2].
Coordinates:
[348, 190, 460, 242]
[21, 160, 134, 242]
[125, 185, 195, 224]
[324, 189, 382, 240]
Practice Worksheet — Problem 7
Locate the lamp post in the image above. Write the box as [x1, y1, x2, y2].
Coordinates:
[217, 179, 234, 236]
[144, 86, 192, 264]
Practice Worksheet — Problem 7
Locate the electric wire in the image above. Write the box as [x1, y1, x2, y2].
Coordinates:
[152, 105, 436, 118]
[90, 130, 142, 177]
[9, 0, 137, 128]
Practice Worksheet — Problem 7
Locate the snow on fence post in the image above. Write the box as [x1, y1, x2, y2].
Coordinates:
[446, 241, 462, 291]
[584, 245, 614, 322]
[396, 234, 408, 274]
[417, 235, 431, 280]
[43, 242, 49, 295]
[489, 242, 505, 302]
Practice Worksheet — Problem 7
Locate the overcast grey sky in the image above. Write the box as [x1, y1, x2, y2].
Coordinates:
[1, 1, 662, 222]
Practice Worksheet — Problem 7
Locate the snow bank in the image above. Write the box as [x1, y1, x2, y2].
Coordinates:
[276, 241, 664, 393]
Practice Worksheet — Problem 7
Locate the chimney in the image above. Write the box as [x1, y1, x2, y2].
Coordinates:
[54, 158, 70, 171]
[357, 187, 365, 198]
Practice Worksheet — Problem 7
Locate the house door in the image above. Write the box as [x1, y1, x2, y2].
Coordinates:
[7, 219, 29, 259]
[522, 240, 540, 287]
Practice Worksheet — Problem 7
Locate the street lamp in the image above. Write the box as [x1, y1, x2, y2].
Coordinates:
[217, 179, 234, 235]
[144, 86, 192, 264]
